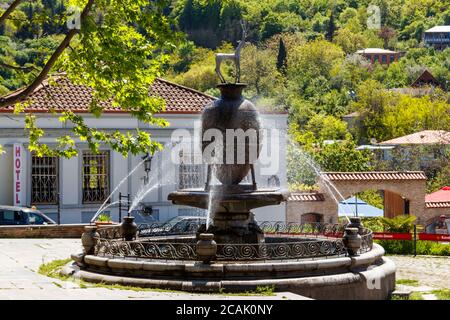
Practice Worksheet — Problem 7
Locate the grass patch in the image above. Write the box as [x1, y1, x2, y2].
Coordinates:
[409, 292, 424, 300]
[218, 285, 275, 296]
[37, 259, 275, 296]
[89, 282, 176, 293]
[432, 289, 450, 300]
[38, 258, 71, 280]
[396, 279, 419, 286]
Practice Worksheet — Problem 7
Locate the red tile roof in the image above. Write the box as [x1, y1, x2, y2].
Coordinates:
[288, 193, 325, 202]
[379, 130, 450, 145]
[322, 171, 427, 181]
[0, 75, 216, 114]
[426, 186, 450, 203]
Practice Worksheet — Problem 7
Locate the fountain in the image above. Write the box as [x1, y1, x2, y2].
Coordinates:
[66, 29, 396, 299]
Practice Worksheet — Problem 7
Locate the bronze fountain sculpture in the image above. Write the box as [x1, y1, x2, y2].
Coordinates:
[168, 21, 287, 244]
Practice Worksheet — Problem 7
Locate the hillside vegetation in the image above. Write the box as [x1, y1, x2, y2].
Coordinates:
[1, 0, 449, 192]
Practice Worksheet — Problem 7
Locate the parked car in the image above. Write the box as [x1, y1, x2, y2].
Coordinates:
[0, 206, 56, 225]
[138, 216, 206, 237]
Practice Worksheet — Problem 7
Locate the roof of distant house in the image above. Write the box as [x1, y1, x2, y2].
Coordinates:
[411, 69, 440, 88]
[379, 130, 450, 145]
[288, 193, 325, 202]
[322, 171, 427, 181]
[356, 48, 398, 54]
[425, 186, 450, 208]
[425, 26, 450, 33]
[0, 74, 216, 114]
[342, 111, 360, 118]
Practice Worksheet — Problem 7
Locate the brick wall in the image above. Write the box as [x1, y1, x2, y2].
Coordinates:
[0, 224, 88, 238]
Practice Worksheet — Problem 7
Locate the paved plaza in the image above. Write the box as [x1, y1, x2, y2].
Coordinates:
[388, 255, 450, 289]
[0, 239, 448, 300]
[0, 239, 303, 300]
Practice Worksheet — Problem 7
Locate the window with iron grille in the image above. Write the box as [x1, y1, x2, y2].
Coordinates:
[178, 152, 204, 189]
[82, 151, 110, 203]
[31, 155, 59, 204]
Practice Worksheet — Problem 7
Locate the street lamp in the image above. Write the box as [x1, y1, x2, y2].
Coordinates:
[142, 152, 152, 185]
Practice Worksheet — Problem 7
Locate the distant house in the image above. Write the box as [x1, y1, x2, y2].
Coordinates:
[356, 48, 401, 65]
[379, 130, 450, 146]
[411, 69, 441, 88]
[390, 69, 444, 96]
[376, 130, 450, 165]
[425, 186, 450, 233]
[424, 26, 450, 50]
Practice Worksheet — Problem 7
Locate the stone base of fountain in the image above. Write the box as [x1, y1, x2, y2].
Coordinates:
[66, 243, 395, 300]
[201, 211, 264, 244]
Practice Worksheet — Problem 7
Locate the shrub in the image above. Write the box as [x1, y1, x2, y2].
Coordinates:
[379, 215, 417, 233]
[376, 240, 450, 256]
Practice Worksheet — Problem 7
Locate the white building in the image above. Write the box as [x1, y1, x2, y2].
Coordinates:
[0, 75, 288, 224]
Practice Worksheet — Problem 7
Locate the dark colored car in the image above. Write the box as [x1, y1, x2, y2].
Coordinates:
[0, 206, 56, 225]
[138, 216, 206, 237]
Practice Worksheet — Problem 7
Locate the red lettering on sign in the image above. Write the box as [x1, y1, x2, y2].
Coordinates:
[15, 158, 20, 169]
[15, 193, 20, 204]
[15, 146, 20, 157]
[419, 233, 450, 241]
[15, 181, 20, 192]
[15, 169, 20, 180]
[373, 232, 412, 240]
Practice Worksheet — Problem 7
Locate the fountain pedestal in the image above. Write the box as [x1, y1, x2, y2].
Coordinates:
[168, 187, 287, 243]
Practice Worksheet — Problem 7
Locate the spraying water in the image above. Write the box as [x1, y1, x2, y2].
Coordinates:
[205, 165, 218, 229]
[91, 157, 147, 222]
[287, 137, 353, 223]
[94, 200, 129, 216]
[128, 146, 175, 213]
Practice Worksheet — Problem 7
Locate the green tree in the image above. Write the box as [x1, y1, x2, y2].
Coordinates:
[0, 0, 178, 157]
[276, 37, 287, 75]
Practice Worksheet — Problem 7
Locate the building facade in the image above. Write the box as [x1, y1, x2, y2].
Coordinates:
[0, 76, 288, 224]
[424, 26, 450, 50]
[356, 48, 401, 65]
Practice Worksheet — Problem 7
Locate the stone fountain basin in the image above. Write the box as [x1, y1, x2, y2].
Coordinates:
[69, 244, 395, 299]
[168, 188, 289, 211]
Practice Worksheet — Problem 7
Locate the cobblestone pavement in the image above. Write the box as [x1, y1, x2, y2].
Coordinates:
[388, 255, 450, 289]
[0, 239, 304, 300]
[1, 239, 447, 300]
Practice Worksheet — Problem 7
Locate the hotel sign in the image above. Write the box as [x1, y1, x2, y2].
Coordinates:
[13, 143, 26, 206]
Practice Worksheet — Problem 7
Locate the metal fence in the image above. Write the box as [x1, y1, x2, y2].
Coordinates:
[92, 221, 357, 261]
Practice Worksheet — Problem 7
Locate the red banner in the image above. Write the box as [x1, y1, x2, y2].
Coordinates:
[418, 233, 450, 242]
[373, 232, 412, 240]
